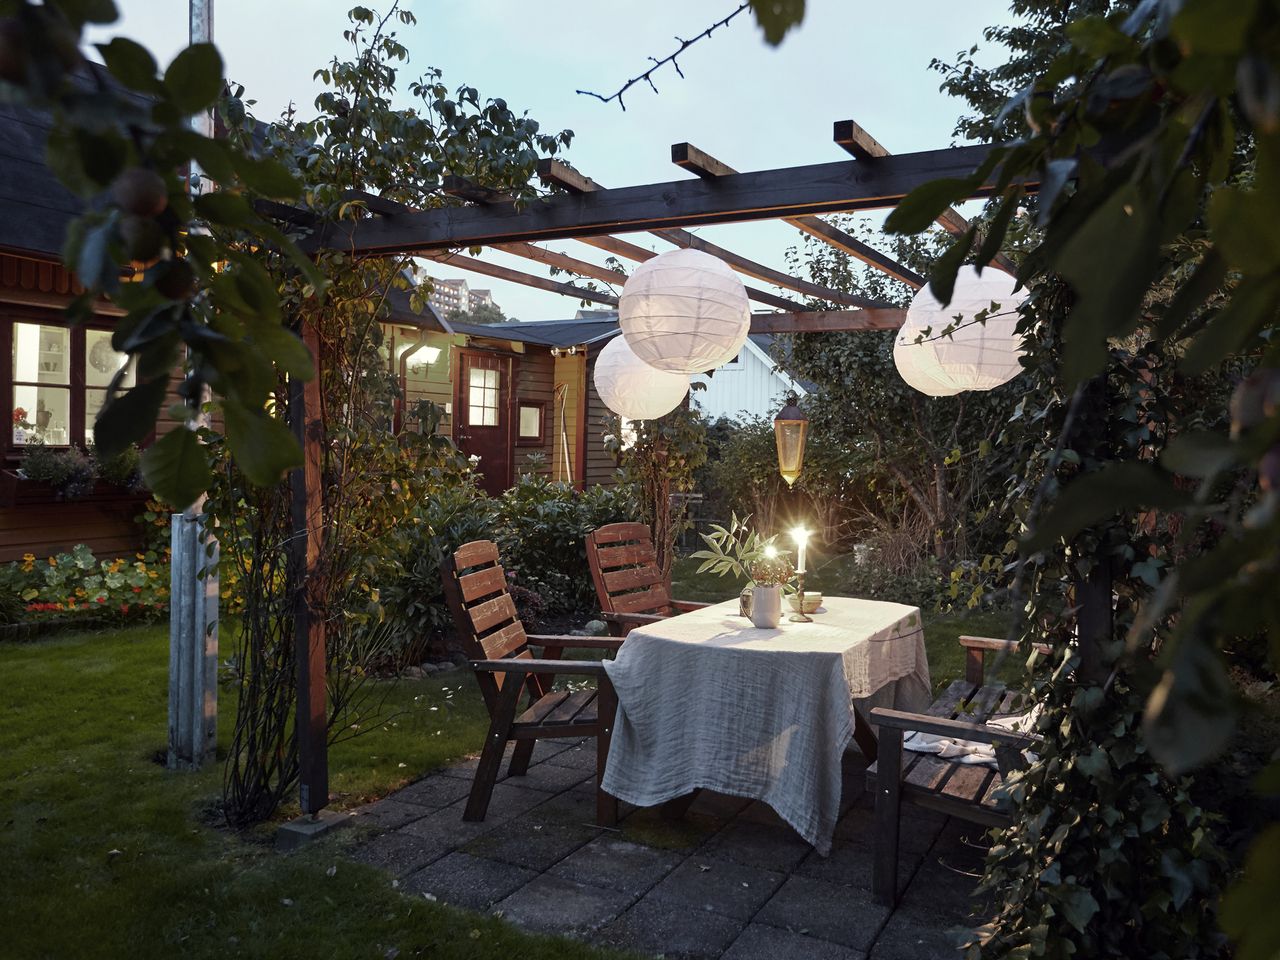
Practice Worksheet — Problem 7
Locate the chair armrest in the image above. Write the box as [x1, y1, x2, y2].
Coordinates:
[869, 707, 1039, 748]
[671, 600, 711, 612]
[529, 634, 625, 652]
[470, 658, 608, 678]
[959, 635, 1053, 656]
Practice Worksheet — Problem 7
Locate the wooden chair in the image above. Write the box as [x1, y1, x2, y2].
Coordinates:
[441, 540, 622, 826]
[585, 522, 709, 637]
[866, 635, 1048, 906]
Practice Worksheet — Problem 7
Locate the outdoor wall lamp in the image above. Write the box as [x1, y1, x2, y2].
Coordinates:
[773, 391, 809, 487]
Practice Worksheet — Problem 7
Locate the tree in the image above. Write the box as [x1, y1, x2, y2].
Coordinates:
[446, 301, 505, 324]
[884, 1, 1279, 956]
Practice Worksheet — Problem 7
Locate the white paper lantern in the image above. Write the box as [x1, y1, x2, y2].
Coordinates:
[893, 266, 1029, 396]
[618, 248, 751, 374]
[593, 335, 690, 420]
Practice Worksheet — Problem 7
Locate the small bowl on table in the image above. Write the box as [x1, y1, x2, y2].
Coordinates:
[788, 591, 823, 615]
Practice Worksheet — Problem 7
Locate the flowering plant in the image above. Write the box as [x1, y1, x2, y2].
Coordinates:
[7, 544, 169, 622]
[13, 406, 30, 426]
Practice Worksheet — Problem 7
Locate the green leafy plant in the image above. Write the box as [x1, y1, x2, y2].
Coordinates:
[689, 512, 778, 584]
[19, 442, 94, 499]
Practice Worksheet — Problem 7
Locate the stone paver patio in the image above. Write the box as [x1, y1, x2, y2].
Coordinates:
[345, 738, 991, 959]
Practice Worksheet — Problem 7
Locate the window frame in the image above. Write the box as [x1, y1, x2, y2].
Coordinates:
[515, 398, 547, 446]
[3, 308, 127, 461]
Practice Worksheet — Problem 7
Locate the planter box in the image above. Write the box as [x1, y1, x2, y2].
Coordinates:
[0, 470, 150, 508]
[0, 617, 110, 643]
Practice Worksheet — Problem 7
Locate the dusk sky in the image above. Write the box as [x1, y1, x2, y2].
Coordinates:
[90, 1, 1016, 319]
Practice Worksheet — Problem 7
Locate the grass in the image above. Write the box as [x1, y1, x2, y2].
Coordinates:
[0, 625, 630, 960]
[671, 555, 1018, 691]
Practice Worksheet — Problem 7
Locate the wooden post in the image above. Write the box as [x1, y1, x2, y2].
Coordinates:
[290, 319, 328, 816]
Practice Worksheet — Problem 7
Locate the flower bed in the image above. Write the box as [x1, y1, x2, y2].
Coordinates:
[1, 544, 169, 633]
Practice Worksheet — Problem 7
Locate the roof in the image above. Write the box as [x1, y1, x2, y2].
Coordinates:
[449, 314, 620, 348]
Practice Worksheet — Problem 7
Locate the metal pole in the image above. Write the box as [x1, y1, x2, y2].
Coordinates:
[168, 0, 219, 770]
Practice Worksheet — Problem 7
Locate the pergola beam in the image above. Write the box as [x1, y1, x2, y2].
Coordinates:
[749, 308, 904, 334]
[429, 252, 618, 306]
[671, 142, 924, 289]
[537, 159, 886, 310]
[310, 143, 1009, 262]
[832, 120, 1014, 272]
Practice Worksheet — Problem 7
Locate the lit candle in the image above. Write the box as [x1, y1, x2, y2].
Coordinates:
[791, 526, 809, 576]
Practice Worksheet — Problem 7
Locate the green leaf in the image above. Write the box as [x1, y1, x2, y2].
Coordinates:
[1220, 825, 1280, 960]
[1160, 431, 1237, 478]
[221, 400, 302, 486]
[1054, 185, 1160, 384]
[95, 37, 160, 92]
[194, 191, 256, 227]
[1181, 273, 1280, 375]
[141, 427, 212, 510]
[1154, 249, 1227, 337]
[1211, 185, 1280, 274]
[1171, 0, 1259, 55]
[1055, 885, 1100, 933]
[885, 177, 980, 235]
[1144, 629, 1235, 775]
[976, 187, 1021, 268]
[928, 227, 975, 305]
[167, 130, 236, 182]
[251, 321, 314, 380]
[749, 0, 806, 46]
[1024, 462, 1191, 551]
[53, 0, 118, 27]
[93, 375, 169, 457]
[163, 42, 224, 115]
[233, 155, 301, 200]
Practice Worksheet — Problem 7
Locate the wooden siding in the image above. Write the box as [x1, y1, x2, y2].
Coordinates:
[512, 348, 554, 478]
[690, 341, 799, 422]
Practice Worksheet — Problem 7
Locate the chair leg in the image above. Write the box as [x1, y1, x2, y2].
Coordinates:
[464, 677, 523, 822]
[508, 739, 535, 777]
[595, 679, 619, 827]
[873, 728, 904, 907]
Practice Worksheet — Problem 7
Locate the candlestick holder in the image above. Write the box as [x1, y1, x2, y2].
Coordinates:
[789, 572, 813, 623]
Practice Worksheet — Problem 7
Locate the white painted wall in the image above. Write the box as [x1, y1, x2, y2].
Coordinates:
[690, 339, 807, 423]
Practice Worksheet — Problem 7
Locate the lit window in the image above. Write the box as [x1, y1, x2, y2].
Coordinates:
[517, 401, 545, 444]
[467, 366, 500, 427]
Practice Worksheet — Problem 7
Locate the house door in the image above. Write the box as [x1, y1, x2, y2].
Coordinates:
[455, 351, 512, 495]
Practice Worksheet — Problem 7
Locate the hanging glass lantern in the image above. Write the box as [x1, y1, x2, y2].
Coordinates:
[773, 391, 808, 487]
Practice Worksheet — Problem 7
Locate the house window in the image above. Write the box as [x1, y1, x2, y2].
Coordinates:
[467, 366, 500, 426]
[517, 400, 546, 444]
[8, 319, 130, 450]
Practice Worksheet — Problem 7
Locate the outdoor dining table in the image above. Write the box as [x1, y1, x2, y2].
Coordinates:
[601, 596, 932, 855]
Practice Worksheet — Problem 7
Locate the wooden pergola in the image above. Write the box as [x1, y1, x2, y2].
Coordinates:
[288, 118, 1036, 816]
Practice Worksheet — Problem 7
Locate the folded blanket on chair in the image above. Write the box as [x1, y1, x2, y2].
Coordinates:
[902, 711, 1037, 767]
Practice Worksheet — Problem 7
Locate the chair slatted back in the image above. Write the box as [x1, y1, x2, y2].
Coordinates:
[441, 540, 541, 711]
[585, 522, 672, 619]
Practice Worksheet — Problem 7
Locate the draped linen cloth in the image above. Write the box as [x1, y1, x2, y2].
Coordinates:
[602, 597, 931, 855]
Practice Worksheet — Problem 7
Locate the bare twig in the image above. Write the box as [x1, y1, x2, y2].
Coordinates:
[576, 3, 751, 111]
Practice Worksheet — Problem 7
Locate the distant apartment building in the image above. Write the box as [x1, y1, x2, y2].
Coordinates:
[428, 277, 497, 315]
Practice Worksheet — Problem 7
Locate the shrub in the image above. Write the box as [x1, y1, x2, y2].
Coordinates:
[1, 545, 169, 625]
[94, 445, 144, 489]
[20, 443, 95, 499]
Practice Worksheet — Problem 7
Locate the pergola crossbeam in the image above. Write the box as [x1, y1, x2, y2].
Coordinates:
[832, 120, 1014, 273]
[537, 159, 887, 310]
[671, 142, 924, 289]
[317, 143, 1007, 255]
[429, 252, 618, 306]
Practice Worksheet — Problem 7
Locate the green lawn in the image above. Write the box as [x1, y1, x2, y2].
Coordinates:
[0, 625, 630, 960]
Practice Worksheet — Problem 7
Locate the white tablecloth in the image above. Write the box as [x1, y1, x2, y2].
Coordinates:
[602, 596, 931, 854]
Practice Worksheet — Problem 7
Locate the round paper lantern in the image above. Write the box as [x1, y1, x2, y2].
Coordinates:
[618, 248, 751, 374]
[593, 335, 690, 420]
[893, 266, 1029, 396]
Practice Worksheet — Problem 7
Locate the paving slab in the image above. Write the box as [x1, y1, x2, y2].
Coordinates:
[702, 820, 813, 873]
[402, 851, 539, 911]
[620, 806, 722, 853]
[530, 783, 614, 830]
[755, 874, 890, 953]
[529, 738, 581, 763]
[836, 805, 941, 854]
[393, 774, 474, 809]
[647, 855, 785, 921]
[462, 818, 599, 872]
[594, 897, 745, 960]
[503, 760, 594, 793]
[549, 836, 683, 896]
[722, 922, 868, 960]
[350, 797, 433, 832]
[869, 913, 967, 960]
[894, 860, 987, 927]
[494, 873, 635, 937]
[687, 790, 753, 822]
[437, 744, 515, 780]
[348, 830, 451, 878]
[545, 741, 599, 771]
[797, 840, 920, 896]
